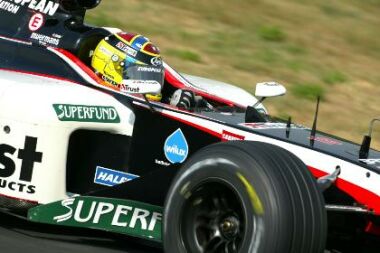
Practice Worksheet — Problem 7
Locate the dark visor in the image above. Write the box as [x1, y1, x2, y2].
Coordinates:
[123, 65, 165, 86]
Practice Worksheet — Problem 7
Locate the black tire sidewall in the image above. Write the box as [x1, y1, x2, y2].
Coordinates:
[163, 144, 296, 253]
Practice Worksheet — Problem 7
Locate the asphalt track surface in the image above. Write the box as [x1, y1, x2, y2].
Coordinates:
[2, 210, 380, 253]
[0, 211, 163, 253]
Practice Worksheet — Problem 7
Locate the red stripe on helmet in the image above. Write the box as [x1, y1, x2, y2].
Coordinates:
[117, 32, 138, 43]
[143, 43, 160, 55]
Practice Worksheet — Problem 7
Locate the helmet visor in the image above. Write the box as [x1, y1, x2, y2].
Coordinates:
[123, 64, 165, 86]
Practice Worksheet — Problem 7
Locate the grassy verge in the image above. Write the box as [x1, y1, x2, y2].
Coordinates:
[87, 0, 380, 149]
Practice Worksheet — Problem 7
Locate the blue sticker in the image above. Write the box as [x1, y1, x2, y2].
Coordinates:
[164, 128, 189, 164]
[94, 166, 139, 187]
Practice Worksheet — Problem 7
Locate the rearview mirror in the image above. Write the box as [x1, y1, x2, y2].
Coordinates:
[121, 80, 162, 95]
[77, 0, 101, 9]
[60, 0, 101, 11]
[255, 82, 286, 98]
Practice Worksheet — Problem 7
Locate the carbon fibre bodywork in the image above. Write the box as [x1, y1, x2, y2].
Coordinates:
[1, 0, 380, 249]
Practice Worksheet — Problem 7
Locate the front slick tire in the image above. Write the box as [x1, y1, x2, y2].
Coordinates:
[163, 141, 326, 253]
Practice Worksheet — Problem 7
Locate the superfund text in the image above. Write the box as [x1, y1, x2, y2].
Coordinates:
[54, 199, 162, 231]
[53, 104, 121, 123]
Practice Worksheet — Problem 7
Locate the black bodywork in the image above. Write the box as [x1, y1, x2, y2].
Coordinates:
[1, 26, 380, 207]
[3, 3, 380, 251]
[0, 0, 109, 65]
[1, 0, 380, 219]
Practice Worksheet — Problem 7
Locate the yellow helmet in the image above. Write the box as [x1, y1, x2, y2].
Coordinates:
[91, 32, 164, 101]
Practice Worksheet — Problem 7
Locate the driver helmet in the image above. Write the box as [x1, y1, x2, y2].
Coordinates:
[91, 32, 164, 101]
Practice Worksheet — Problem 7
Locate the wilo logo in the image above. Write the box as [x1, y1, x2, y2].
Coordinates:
[53, 104, 120, 123]
[164, 129, 189, 164]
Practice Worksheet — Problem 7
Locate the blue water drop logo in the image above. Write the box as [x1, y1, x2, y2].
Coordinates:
[164, 128, 189, 164]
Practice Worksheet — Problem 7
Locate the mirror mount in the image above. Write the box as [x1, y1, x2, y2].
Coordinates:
[143, 95, 157, 114]
[359, 118, 380, 159]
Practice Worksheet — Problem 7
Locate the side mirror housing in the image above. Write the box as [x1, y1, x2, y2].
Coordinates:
[61, 0, 101, 11]
[76, 0, 101, 9]
[255, 82, 286, 98]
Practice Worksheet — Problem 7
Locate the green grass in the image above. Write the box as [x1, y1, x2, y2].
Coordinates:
[285, 44, 308, 55]
[166, 49, 202, 63]
[322, 71, 348, 85]
[320, 4, 357, 18]
[257, 26, 287, 42]
[291, 84, 326, 101]
[86, 0, 380, 148]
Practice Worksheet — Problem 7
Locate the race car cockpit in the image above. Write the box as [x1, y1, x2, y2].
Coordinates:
[0, 0, 269, 112]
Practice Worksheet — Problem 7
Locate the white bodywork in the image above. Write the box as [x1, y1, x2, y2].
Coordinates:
[0, 70, 135, 204]
[1, 68, 380, 214]
[133, 101, 380, 214]
[182, 74, 267, 112]
[0, 68, 265, 205]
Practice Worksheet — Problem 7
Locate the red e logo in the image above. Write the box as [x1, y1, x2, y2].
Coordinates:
[29, 13, 45, 32]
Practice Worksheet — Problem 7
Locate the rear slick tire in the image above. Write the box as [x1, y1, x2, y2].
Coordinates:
[163, 141, 327, 253]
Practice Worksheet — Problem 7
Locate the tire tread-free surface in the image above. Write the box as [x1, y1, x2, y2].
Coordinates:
[164, 141, 327, 253]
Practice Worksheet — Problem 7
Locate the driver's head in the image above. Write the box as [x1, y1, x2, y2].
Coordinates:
[91, 32, 164, 101]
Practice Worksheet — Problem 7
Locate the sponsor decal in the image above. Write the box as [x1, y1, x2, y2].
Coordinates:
[241, 123, 287, 129]
[102, 75, 117, 86]
[241, 122, 305, 130]
[309, 136, 342, 146]
[30, 32, 60, 46]
[111, 54, 119, 62]
[0, 0, 59, 16]
[53, 104, 121, 123]
[221, 130, 245, 142]
[164, 129, 189, 164]
[137, 66, 162, 73]
[0, 0, 20, 14]
[115, 42, 137, 57]
[359, 159, 380, 169]
[151, 57, 162, 66]
[94, 166, 139, 187]
[52, 33, 62, 39]
[28, 13, 44, 32]
[28, 197, 163, 241]
[0, 136, 42, 194]
[118, 84, 140, 93]
[98, 46, 112, 56]
[261, 81, 281, 87]
[154, 159, 170, 167]
[117, 80, 159, 93]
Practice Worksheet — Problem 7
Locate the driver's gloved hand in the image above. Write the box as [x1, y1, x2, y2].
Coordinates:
[170, 89, 196, 109]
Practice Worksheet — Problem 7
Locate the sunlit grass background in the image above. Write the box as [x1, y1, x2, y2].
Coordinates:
[87, 0, 380, 149]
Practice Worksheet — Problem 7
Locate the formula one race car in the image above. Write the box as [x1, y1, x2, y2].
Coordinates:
[1, 1, 380, 252]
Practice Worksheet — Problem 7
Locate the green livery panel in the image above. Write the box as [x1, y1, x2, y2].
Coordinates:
[28, 196, 163, 241]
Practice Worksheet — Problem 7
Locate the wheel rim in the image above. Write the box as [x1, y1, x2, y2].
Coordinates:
[180, 180, 247, 253]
